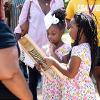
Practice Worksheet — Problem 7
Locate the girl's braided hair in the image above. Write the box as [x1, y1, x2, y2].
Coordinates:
[73, 12, 98, 73]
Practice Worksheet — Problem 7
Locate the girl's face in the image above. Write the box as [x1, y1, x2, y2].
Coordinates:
[47, 25, 64, 44]
[69, 18, 78, 41]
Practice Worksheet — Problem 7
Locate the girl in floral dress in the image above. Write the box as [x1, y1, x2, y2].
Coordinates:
[41, 8, 71, 100]
[43, 12, 98, 99]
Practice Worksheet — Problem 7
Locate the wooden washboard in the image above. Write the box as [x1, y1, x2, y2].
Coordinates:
[19, 34, 64, 81]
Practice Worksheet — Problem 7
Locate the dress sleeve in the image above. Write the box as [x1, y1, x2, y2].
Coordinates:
[0, 21, 16, 49]
[64, 44, 72, 55]
[71, 45, 84, 60]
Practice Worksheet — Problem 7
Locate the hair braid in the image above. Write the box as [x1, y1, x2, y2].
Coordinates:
[74, 13, 98, 73]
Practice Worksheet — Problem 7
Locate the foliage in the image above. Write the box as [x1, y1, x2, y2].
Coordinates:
[64, 0, 70, 8]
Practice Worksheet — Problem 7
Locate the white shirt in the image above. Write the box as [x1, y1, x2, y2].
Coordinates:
[14, 0, 64, 48]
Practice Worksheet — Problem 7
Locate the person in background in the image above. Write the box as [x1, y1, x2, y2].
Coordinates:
[14, 0, 64, 99]
[10, 0, 25, 31]
[0, 0, 33, 100]
[4, 0, 29, 85]
[65, 0, 100, 95]
[39, 8, 71, 100]
[41, 12, 98, 99]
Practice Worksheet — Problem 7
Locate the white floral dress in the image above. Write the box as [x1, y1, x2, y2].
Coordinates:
[62, 43, 96, 100]
[42, 43, 71, 100]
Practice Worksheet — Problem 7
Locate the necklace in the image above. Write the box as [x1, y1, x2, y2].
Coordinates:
[87, 0, 96, 15]
[41, 0, 50, 6]
[45, 2, 49, 6]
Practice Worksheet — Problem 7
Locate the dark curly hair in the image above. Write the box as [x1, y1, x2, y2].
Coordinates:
[73, 12, 98, 73]
[52, 8, 66, 29]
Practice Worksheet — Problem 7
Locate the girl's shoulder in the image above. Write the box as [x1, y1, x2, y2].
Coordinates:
[72, 43, 90, 50]
[55, 43, 72, 56]
[61, 43, 72, 52]
[71, 43, 90, 59]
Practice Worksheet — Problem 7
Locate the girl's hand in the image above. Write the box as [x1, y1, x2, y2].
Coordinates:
[35, 63, 42, 72]
[44, 57, 56, 67]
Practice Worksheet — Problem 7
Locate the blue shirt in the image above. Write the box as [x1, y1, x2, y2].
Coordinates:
[0, 20, 16, 49]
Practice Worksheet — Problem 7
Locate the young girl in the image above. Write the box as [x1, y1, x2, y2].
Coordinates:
[43, 12, 98, 99]
[41, 8, 71, 100]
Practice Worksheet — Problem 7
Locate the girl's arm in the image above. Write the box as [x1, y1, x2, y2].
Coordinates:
[50, 44, 71, 64]
[62, 54, 70, 64]
[45, 56, 81, 78]
[51, 52, 70, 64]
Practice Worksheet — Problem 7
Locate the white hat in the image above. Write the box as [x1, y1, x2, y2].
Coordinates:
[44, 12, 59, 30]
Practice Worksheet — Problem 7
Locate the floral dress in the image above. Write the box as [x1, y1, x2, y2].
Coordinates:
[42, 43, 71, 100]
[62, 43, 96, 100]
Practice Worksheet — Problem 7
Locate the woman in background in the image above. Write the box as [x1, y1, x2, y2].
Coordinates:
[0, 0, 32, 99]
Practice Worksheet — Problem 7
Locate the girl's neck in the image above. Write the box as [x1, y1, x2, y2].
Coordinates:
[77, 31, 87, 45]
[54, 41, 64, 49]
[78, 36, 87, 45]
[79, 41, 87, 45]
